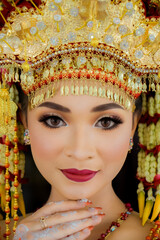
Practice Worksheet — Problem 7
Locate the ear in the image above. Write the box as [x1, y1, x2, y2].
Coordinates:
[18, 103, 28, 129]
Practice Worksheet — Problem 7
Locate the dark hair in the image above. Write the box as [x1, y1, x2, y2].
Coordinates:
[134, 94, 142, 117]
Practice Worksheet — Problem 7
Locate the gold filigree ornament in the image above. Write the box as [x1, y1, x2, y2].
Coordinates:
[0, 0, 159, 110]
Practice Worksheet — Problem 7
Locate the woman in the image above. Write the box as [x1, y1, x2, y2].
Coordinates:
[0, 0, 159, 239]
[1, 91, 152, 240]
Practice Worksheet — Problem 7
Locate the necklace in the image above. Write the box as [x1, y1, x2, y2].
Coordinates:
[97, 203, 133, 240]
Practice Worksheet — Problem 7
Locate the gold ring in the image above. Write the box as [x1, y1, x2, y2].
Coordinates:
[40, 216, 48, 229]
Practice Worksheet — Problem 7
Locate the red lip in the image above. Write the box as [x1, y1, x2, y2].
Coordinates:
[61, 168, 98, 182]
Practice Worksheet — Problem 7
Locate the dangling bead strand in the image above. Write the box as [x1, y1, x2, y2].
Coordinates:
[4, 136, 11, 240]
[13, 120, 19, 233]
[146, 214, 160, 240]
[97, 203, 133, 240]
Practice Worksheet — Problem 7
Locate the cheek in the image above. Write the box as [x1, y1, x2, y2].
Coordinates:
[28, 120, 65, 172]
[97, 124, 132, 176]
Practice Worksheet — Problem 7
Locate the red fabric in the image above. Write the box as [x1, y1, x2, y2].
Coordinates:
[139, 144, 160, 155]
[137, 175, 160, 190]
[142, 0, 160, 18]
[139, 113, 160, 125]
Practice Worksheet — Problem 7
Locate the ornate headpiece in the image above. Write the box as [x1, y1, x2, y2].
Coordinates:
[0, 0, 159, 239]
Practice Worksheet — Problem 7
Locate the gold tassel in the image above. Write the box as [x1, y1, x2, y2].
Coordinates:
[0, 184, 5, 211]
[142, 199, 154, 226]
[150, 194, 160, 222]
[142, 189, 155, 226]
[18, 191, 26, 217]
[138, 190, 145, 218]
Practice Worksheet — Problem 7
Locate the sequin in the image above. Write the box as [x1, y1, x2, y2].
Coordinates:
[136, 77, 141, 83]
[50, 59, 58, 67]
[77, 56, 87, 66]
[135, 27, 145, 36]
[62, 58, 72, 64]
[64, 86, 69, 95]
[126, 9, 135, 16]
[119, 25, 128, 35]
[75, 86, 79, 95]
[54, 14, 62, 21]
[55, 0, 62, 3]
[126, 2, 133, 10]
[70, 7, 79, 17]
[135, 50, 144, 59]
[88, 32, 95, 40]
[0, 33, 5, 39]
[37, 21, 46, 30]
[104, 35, 113, 44]
[113, 17, 120, 24]
[48, 3, 57, 11]
[50, 37, 59, 46]
[87, 21, 93, 28]
[30, 27, 37, 35]
[89, 86, 93, 95]
[120, 40, 129, 50]
[68, 32, 76, 41]
[149, 34, 156, 42]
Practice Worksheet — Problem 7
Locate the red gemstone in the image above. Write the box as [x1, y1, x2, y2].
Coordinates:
[101, 233, 106, 238]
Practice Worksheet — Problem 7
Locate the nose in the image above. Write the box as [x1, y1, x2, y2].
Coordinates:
[64, 125, 95, 161]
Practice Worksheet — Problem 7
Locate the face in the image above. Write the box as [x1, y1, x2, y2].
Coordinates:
[25, 91, 138, 200]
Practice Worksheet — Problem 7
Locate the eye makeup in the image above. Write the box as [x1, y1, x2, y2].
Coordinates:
[38, 113, 123, 131]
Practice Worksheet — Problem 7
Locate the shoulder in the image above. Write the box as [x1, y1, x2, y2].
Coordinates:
[120, 211, 153, 240]
[0, 214, 30, 239]
[109, 211, 154, 240]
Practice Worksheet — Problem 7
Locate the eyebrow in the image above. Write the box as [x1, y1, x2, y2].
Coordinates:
[38, 102, 124, 112]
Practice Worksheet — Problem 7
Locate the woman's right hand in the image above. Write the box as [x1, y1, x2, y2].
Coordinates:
[13, 199, 105, 240]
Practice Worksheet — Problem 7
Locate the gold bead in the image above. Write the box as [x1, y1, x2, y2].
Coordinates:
[22, 61, 30, 72]
[91, 39, 99, 47]
[158, 71, 160, 79]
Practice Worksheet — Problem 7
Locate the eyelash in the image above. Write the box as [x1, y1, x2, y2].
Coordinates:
[38, 114, 123, 130]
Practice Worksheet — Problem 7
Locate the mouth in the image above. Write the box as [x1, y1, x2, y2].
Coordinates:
[61, 168, 98, 182]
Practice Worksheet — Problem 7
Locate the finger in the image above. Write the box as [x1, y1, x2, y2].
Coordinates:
[25, 214, 104, 240]
[62, 226, 93, 240]
[30, 199, 92, 220]
[13, 224, 29, 240]
[46, 207, 102, 228]
[24, 207, 102, 231]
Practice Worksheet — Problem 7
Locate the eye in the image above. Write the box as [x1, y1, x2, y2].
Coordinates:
[95, 116, 123, 130]
[39, 115, 67, 128]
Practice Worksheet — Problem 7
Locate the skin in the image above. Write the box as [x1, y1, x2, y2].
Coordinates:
[9, 90, 151, 239]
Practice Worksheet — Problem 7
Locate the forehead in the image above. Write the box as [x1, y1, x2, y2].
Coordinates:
[30, 79, 134, 111]
[32, 94, 128, 115]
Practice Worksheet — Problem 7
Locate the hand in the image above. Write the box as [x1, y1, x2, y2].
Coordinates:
[14, 199, 105, 240]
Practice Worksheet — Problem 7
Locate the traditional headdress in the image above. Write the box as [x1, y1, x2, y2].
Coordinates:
[0, 0, 159, 239]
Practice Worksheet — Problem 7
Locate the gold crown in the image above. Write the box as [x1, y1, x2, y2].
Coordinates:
[0, 0, 160, 108]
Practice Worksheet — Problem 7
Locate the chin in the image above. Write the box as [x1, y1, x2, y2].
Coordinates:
[56, 183, 98, 200]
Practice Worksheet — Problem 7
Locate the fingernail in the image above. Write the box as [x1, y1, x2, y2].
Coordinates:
[95, 207, 102, 210]
[78, 198, 92, 205]
[88, 207, 102, 213]
[88, 226, 94, 231]
[99, 212, 106, 216]
[83, 226, 94, 234]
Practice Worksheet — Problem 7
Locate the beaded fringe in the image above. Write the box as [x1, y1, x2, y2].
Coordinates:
[137, 92, 160, 226]
[30, 79, 135, 111]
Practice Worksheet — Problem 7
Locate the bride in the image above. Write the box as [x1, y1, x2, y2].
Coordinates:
[0, 0, 159, 239]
